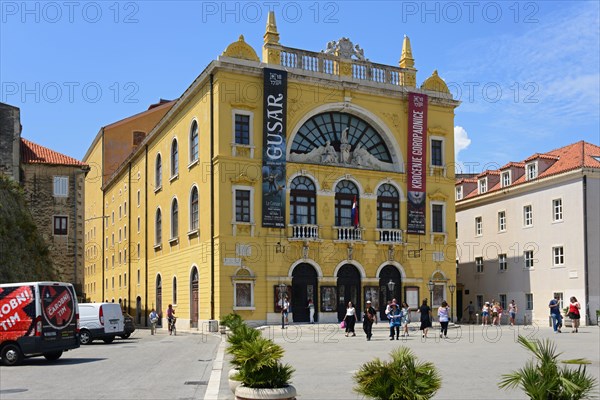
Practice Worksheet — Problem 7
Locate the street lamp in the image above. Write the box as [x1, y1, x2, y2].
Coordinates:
[278, 283, 287, 329]
[427, 280, 434, 307]
[449, 284, 456, 322]
[387, 279, 395, 302]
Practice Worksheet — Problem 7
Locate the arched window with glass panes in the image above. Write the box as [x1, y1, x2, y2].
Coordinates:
[155, 208, 162, 245]
[377, 184, 399, 229]
[290, 176, 316, 225]
[190, 186, 199, 231]
[335, 180, 359, 227]
[171, 198, 178, 239]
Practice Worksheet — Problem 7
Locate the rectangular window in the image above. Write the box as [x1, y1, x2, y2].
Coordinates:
[53, 176, 68, 197]
[526, 163, 537, 180]
[234, 114, 250, 145]
[137, 190, 141, 206]
[111, 277, 114, 289]
[524, 250, 534, 268]
[455, 186, 463, 200]
[53, 216, 68, 235]
[475, 216, 482, 236]
[476, 257, 484, 273]
[137, 217, 141, 232]
[498, 211, 506, 232]
[235, 190, 251, 222]
[431, 139, 443, 166]
[476, 295, 483, 310]
[320, 286, 338, 312]
[553, 199, 563, 221]
[499, 294, 507, 310]
[234, 281, 253, 308]
[526, 293, 533, 310]
[499, 254, 507, 271]
[501, 171, 510, 187]
[478, 179, 487, 194]
[137, 269, 140, 285]
[553, 246, 564, 266]
[137, 243, 140, 258]
[553, 292, 564, 310]
[523, 205, 533, 227]
[432, 204, 444, 233]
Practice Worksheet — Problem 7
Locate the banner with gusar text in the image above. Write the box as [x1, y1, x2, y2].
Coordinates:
[262, 68, 287, 228]
[406, 92, 428, 234]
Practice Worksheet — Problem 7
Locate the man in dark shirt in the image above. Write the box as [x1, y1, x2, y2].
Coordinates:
[363, 300, 377, 341]
[549, 295, 563, 333]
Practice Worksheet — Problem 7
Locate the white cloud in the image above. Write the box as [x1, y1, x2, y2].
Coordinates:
[454, 125, 471, 161]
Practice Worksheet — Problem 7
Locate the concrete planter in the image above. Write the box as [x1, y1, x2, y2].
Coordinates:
[229, 369, 241, 394]
[235, 385, 297, 400]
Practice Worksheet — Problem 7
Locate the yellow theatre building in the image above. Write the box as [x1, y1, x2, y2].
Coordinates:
[83, 12, 459, 329]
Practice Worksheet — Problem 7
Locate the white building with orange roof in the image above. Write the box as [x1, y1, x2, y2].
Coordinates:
[455, 141, 600, 326]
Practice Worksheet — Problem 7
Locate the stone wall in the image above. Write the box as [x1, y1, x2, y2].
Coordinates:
[0, 102, 21, 181]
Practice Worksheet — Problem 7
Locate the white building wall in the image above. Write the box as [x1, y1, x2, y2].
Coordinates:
[457, 174, 590, 326]
[585, 174, 600, 323]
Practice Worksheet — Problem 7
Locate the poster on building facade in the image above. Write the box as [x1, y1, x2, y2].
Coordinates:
[406, 92, 428, 234]
[262, 68, 287, 228]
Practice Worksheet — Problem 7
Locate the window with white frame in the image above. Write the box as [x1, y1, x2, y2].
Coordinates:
[234, 112, 251, 145]
[499, 294, 507, 310]
[478, 178, 487, 194]
[553, 246, 564, 266]
[431, 138, 443, 167]
[501, 171, 510, 187]
[171, 198, 179, 239]
[526, 293, 533, 310]
[137, 216, 140, 233]
[431, 203, 445, 233]
[476, 257, 484, 273]
[499, 253, 507, 271]
[137, 190, 140, 206]
[232, 268, 255, 309]
[53, 176, 68, 197]
[155, 153, 162, 189]
[171, 138, 179, 177]
[172, 276, 177, 305]
[524, 250, 534, 268]
[526, 162, 537, 180]
[475, 216, 482, 236]
[190, 186, 199, 231]
[155, 208, 162, 245]
[552, 198, 563, 221]
[498, 211, 506, 232]
[553, 292, 564, 310]
[523, 205, 533, 227]
[455, 186, 463, 200]
[235, 189, 251, 223]
[190, 120, 199, 163]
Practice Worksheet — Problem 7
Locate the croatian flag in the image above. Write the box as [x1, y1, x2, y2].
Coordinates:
[351, 196, 359, 228]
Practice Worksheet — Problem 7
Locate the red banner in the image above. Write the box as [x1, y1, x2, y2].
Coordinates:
[406, 93, 428, 234]
[0, 286, 35, 341]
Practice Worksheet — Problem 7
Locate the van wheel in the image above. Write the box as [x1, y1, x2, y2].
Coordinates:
[1, 344, 23, 366]
[120, 333, 131, 339]
[103, 337, 114, 344]
[43, 351, 63, 361]
[80, 330, 92, 345]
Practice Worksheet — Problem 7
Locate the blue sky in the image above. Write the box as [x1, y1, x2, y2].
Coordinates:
[2, 1, 599, 171]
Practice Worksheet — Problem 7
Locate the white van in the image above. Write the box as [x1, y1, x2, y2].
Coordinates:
[78, 303, 124, 344]
[0, 282, 80, 366]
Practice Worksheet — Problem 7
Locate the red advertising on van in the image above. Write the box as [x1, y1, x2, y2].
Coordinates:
[0, 285, 35, 342]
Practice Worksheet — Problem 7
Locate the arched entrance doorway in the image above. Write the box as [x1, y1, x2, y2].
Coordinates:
[291, 263, 318, 323]
[379, 265, 401, 321]
[156, 274, 162, 327]
[337, 264, 361, 322]
[190, 267, 199, 328]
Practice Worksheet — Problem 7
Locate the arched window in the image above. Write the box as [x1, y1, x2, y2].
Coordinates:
[377, 184, 399, 229]
[156, 275, 162, 325]
[171, 198, 178, 239]
[335, 180, 359, 226]
[155, 153, 162, 189]
[290, 176, 316, 225]
[190, 120, 199, 163]
[171, 138, 179, 177]
[190, 186, 199, 231]
[155, 208, 162, 245]
[172, 276, 177, 305]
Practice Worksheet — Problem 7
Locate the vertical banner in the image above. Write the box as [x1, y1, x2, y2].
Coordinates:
[262, 68, 287, 228]
[406, 92, 428, 234]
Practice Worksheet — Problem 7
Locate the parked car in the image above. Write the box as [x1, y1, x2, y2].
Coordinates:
[78, 303, 124, 344]
[120, 312, 136, 339]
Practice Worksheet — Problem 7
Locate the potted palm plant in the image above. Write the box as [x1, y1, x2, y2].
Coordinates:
[225, 321, 261, 394]
[231, 335, 296, 400]
[353, 347, 441, 400]
[499, 335, 597, 399]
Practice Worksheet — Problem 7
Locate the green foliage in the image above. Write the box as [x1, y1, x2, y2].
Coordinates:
[0, 176, 56, 282]
[353, 347, 441, 400]
[220, 312, 244, 331]
[230, 335, 294, 389]
[498, 335, 597, 400]
[226, 323, 261, 368]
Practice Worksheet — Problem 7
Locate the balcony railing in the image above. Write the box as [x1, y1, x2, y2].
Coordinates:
[376, 229, 403, 244]
[334, 226, 364, 242]
[279, 46, 406, 86]
[289, 224, 320, 240]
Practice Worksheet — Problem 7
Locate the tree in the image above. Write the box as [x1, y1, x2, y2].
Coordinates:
[499, 335, 597, 399]
[0, 175, 56, 282]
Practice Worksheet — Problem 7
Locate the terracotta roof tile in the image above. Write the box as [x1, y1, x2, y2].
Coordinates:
[21, 138, 87, 167]
[499, 161, 525, 170]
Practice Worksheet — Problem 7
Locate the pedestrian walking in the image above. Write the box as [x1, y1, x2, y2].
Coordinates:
[343, 301, 356, 337]
[307, 299, 315, 324]
[549, 295, 563, 333]
[568, 296, 581, 333]
[362, 300, 377, 341]
[418, 299, 432, 338]
[438, 301, 450, 338]
[482, 302, 490, 326]
[166, 304, 175, 335]
[400, 301, 410, 337]
[387, 303, 401, 340]
[508, 300, 517, 326]
[149, 308, 159, 335]
[464, 301, 475, 324]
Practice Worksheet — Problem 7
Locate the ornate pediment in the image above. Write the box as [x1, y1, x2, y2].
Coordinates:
[427, 189, 448, 201]
[230, 173, 256, 185]
[222, 35, 260, 62]
[421, 70, 450, 94]
[322, 37, 366, 61]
